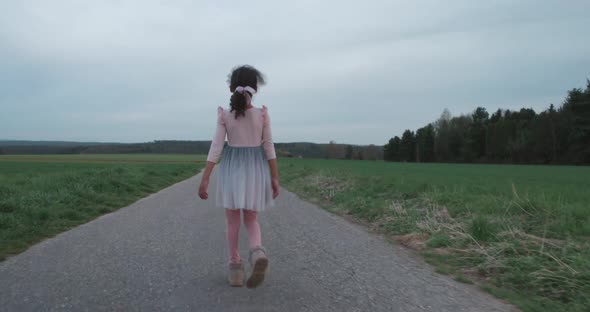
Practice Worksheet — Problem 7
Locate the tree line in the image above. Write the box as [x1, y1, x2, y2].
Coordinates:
[384, 81, 590, 165]
[325, 141, 382, 160]
[0, 140, 384, 160]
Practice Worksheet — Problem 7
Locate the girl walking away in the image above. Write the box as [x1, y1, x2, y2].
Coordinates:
[198, 65, 280, 288]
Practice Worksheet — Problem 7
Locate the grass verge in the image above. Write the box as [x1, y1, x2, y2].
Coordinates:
[0, 161, 202, 261]
[279, 158, 590, 312]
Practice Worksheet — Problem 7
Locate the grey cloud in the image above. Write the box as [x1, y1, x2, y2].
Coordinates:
[1, 0, 589, 144]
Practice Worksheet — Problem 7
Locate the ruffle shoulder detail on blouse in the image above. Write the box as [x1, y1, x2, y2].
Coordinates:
[261, 105, 270, 126]
[217, 106, 225, 125]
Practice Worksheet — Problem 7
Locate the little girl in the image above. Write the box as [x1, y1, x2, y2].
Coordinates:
[198, 65, 280, 288]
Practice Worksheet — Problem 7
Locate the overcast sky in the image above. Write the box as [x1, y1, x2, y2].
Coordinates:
[1, 1, 589, 145]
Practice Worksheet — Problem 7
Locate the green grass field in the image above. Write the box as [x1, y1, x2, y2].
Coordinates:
[0, 155, 204, 261]
[279, 159, 590, 312]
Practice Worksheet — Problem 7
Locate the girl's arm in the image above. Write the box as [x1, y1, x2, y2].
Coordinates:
[261, 106, 277, 160]
[201, 161, 216, 182]
[262, 106, 279, 199]
[199, 107, 226, 200]
[268, 158, 279, 199]
[198, 161, 216, 200]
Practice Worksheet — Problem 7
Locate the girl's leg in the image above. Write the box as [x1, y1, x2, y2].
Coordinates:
[225, 209, 242, 264]
[243, 209, 267, 289]
[242, 209, 262, 248]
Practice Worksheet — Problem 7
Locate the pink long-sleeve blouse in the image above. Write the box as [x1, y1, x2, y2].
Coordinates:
[206, 105, 277, 163]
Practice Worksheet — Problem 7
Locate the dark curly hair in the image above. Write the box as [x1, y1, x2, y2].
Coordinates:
[227, 65, 266, 119]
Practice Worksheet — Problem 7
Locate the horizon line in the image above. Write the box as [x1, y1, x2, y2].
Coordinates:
[0, 139, 383, 147]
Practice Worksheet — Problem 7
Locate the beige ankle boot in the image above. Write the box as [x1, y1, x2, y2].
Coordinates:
[228, 261, 244, 287]
[246, 246, 268, 289]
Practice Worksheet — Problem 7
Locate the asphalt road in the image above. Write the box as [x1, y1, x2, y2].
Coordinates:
[0, 172, 516, 312]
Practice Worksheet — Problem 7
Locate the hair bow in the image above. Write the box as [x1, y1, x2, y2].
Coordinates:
[234, 86, 256, 104]
[235, 86, 257, 95]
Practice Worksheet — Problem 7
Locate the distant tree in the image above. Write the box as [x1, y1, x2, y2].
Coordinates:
[547, 104, 558, 162]
[561, 82, 590, 163]
[365, 144, 379, 160]
[326, 141, 345, 159]
[468, 107, 489, 160]
[345, 145, 354, 160]
[448, 115, 472, 162]
[434, 109, 452, 162]
[356, 150, 364, 160]
[277, 150, 294, 158]
[472, 107, 489, 123]
[490, 109, 502, 123]
[416, 125, 435, 162]
[400, 130, 416, 162]
[383, 136, 401, 161]
[530, 110, 555, 163]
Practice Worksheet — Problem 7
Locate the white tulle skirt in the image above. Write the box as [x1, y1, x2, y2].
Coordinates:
[216, 145, 274, 211]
